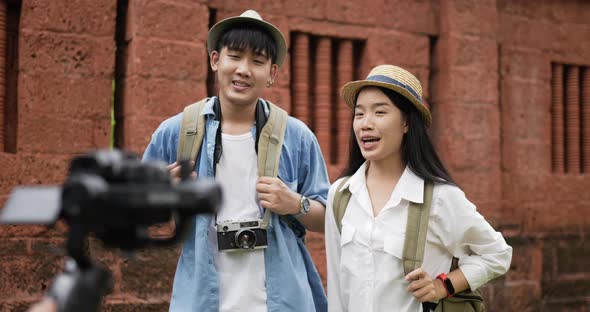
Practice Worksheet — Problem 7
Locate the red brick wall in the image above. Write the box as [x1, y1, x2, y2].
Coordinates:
[1, 0, 589, 311]
[495, 0, 590, 310]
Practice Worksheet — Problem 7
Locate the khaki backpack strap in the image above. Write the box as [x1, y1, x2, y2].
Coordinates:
[177, 99, 208, 168]
[257, 101, 288, 229]
[333, 177, 352, 233]
[402, 182, 434, 276]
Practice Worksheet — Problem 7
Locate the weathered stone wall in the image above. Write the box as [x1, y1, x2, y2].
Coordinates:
[1, 0, 589, 310]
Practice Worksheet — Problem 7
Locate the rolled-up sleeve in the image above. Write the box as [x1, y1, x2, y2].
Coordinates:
[292, 120, 330, 206]
[431, 185, 513, 290]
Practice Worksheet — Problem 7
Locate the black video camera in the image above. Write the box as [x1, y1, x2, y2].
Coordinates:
[0, 149, 221, 312]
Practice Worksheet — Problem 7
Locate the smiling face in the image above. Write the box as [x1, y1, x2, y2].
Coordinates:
[210, 47, 278, 108]
[353, 87, 408, 163]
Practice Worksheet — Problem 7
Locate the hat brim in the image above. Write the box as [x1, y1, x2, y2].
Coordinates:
[207, 16, 287, 68]
[341, 80, 432, 128]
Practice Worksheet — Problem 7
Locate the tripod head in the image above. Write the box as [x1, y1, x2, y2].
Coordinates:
[1, 149, 221, 311]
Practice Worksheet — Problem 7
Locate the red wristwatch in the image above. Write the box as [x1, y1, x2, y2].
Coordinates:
[436, 273, 455, 298]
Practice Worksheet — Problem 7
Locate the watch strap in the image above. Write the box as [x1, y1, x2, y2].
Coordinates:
[436, 273, 455, 298]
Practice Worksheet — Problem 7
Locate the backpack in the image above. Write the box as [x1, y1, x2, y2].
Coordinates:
[332, 177, 484, 312]
[176, 98, 290, 230]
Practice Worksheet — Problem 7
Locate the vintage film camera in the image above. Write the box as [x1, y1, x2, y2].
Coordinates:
[217, 219, 268, 251]
[0, 149, 221, 312]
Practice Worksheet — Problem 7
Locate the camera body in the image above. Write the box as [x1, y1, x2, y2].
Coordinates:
[217, 219, 268, 251]
[0, 149, 221, 312]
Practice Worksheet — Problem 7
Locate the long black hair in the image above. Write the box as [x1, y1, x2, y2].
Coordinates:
[341, 86, 455, 185]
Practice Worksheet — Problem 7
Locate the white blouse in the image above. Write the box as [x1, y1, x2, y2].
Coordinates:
[325, 164, 512, 312]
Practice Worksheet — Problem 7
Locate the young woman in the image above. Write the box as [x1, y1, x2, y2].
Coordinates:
[325, 65, 512, 312]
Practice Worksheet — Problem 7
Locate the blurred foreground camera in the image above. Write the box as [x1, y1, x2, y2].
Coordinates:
[0, 149, 221, 312]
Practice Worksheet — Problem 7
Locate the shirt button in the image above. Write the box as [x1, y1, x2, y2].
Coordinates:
[207, 143, 212, 148]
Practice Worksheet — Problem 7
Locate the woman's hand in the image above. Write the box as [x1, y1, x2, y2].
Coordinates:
[405, 268, 447, 302]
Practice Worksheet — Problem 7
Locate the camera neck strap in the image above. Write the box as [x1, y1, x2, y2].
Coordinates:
[211, 98, 288, 229]
[212, 97, 268, 176]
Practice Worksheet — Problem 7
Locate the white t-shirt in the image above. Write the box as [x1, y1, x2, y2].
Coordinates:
[325, 163, 512, 312]
[208, 132, 267, 312]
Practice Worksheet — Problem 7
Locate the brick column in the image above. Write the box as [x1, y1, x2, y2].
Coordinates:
[433, 0, 500, 216]
[118, 1, 209, 153]
[0, 3, 5, 149]
[291, 33, 311, 126]
[17, 0, 115, 154]
[582, 68, 590, 173]
[565, 66, 580, 174]
[336, 40, 354, 168]
[551, 64, 565, 173]
[314, 37, 332, 160]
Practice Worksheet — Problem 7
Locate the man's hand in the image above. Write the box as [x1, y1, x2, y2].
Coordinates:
[167, 161, 196, 184]
[256, 177, 300, 215]
[405, 268, 447, 302]
[28, 298, 58, 312]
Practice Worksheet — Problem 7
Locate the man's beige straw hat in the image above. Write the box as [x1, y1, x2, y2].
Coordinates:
[207, 10, 287, 68]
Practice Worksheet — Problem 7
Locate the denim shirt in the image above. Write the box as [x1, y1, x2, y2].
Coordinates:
[143, 97, 329, 312]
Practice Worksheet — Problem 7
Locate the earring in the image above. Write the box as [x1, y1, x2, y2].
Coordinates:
[266, 80, 274, 88]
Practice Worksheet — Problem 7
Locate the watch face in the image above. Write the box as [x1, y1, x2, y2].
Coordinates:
[301, 196, 311, 214]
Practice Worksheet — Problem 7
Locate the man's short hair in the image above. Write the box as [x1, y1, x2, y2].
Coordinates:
[216, 23, 278, 64]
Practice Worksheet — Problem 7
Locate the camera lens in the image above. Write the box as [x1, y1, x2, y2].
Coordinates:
[235, 229, 257, 249]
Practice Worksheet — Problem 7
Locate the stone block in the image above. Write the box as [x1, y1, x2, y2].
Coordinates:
[120, 76, 206, 118]
[366, 30, 430, 69]
[21, 0, 116, 36]
[125, 37, 206, 81]
[0, 153, 69, 194]
[19, 30, 115, 78]
[129, 1, 208, 42]
[368, 0, 438, 35]
[441, 0, 497, 36]
[17, 114, 111, 154]
[20, 74, 112, 119]
[103, 300, 170, 312]
[504, 237, 543, 282]
[500, 47, 551, 81]
[430, 67, 498, 104]
[0, 239, 64, 299]
[500, 79, 551, 141]
[119, 246, 180, 299]
[435, 34, 498, 71]
[119, 115, 169, 154]
[306, 231, 326, 287]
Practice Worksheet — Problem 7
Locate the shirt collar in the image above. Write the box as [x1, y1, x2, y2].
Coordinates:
[200, 96, 270, 118]
[397, 166, 424, 204]
[201, 97, 216, 116]
[339, 162, 367, 193]
[341, 162, 425, 203]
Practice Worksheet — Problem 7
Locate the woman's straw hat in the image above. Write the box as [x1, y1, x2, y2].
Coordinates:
[341, 65, 432, 127]
[207, 10, 287, 68]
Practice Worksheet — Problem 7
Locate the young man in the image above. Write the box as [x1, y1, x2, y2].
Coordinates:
[143, 10, 330, 312]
